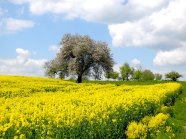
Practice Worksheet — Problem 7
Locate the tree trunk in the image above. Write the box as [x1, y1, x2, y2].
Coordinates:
[77, 74, 82, 83]
[126, 76, 129, 81]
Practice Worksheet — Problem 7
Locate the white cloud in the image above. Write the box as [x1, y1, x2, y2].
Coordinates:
[132, 59, 141, 66]
[9, 0, 169, 24]
[109, 22, 153, 47]
[108, 0, 186, 67]
[113, 64, 121, 72]
[153, 46, 186, 66]
[49, 45, 60, 53]
[0, 48, 47, 76]
[109, 0, 186, 49]
[0, 18, 35, 33]
[8, 0, 186, 68]
[5, 18, 34, 32]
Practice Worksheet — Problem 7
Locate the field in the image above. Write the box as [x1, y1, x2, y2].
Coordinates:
[0, 76, 184, 138]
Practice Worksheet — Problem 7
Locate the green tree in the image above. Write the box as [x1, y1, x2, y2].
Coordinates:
[132, 69, 143, 81]
[44, 60, 57, 78]
[142, 69, 155, 81]
[110, 71, 119, 80]
[105, 71, 112, 80]
[120, 63, 132, 81]
[165, 71, 182, 81]
[45, 34, 114, 83]
[154, 73, 162, 81]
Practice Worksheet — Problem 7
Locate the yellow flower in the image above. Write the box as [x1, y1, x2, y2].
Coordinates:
[0, 76, 181, 138]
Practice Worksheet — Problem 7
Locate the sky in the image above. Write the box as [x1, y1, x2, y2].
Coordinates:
[0, 0, 186, 80]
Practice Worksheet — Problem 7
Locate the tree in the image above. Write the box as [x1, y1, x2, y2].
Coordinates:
[44, 60, 57, 78]
[120, 63, 132, 81]
[165, 71, 182, 81]
[105, 71, 112, 80]
[110, 71, 119, 80]
[91, 64, 103, 80]
[142, 69, 155, 81]
[132, 69, 142, 81]
[44, 60, 65, 79]
[45, 34, 114, 83]
[154, 73, 162, 81]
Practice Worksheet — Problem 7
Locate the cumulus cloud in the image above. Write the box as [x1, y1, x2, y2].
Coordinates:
[109, 0, 186, 49]
[0, 18, 35, 33]
[0, 48, 47, 76]
[132, 59, 141, 66]
[8, 0, 186, 68]
[153, 46, 186, 66]
[8, 0, 169, 24]
[48, 45, 60, 53]
[113, 64, 121, 72]
[108, 0, 186, 67]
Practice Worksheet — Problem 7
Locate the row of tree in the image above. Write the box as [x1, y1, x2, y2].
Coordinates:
[44, 34, 182, 83]
[105, 63, 182, 81]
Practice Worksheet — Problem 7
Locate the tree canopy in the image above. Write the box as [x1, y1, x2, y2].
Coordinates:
[165, 71, 182, 81]
[120, 63, 132, 81]
[45, 34, 114, 83]
[132, 69, 143, 81]
[154, 73, 162, 81]
[142, 69, 155, 81]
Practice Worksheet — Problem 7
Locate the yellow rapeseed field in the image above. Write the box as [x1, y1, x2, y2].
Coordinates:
[0, 76, 182, 138]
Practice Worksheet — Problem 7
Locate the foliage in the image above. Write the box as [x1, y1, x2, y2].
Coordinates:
[104, 71, 111, 80]
[168, 81, 186, 138]
[0, 76, 181, 138]
[132, 69, 143, 81]
[44, 60, 57, 78]
[109, 71, 119, 80]
[45, 34, 114, 83]
[142, 69, 155, 81]
[154, 73, 162, 81]
[120, 63, 132, 81]
[165, 71, 182, 81]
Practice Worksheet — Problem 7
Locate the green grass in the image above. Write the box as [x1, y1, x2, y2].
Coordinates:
[169, 82, 186, 139]
[82, 80, 171, 85]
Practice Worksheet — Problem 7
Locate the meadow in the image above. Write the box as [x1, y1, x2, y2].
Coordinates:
[0, 76, 184, 138]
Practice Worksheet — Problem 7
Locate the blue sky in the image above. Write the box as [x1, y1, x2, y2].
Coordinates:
[0, 0, 186, 80]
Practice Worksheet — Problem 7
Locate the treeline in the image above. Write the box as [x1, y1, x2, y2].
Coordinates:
[44, 34, 182, 83]
[105, 63, 182, 81]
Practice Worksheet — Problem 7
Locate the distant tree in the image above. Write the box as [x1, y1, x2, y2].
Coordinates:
[44, 60, 66, 79]
[165, 71, 182, 81]
[105, 71, 112, 80]
[132, 69, 143, 81]
[44, 60, 57, 78]
[110, 71, 119, 80]
[120, 63, 132, 81]
[118, 76, 123, 81]
[130, 67, 135, 76]
[58, 71, 65, 79]
[142, 69, 155, 81]
[154, 73, 162, 81]
[45, 34, 114, 83]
